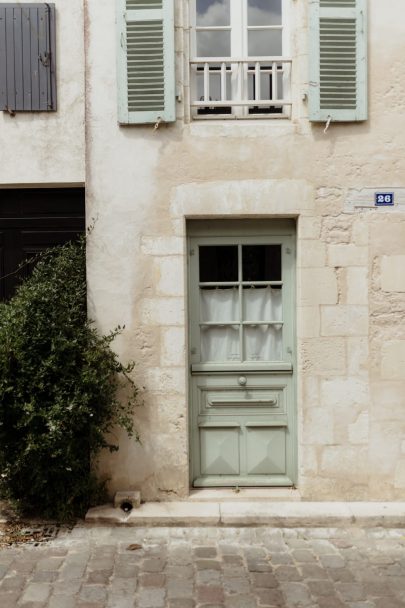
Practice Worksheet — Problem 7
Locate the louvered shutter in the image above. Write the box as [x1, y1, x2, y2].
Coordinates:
[116, 0, 175, 124]
[308, 0, 367, 122]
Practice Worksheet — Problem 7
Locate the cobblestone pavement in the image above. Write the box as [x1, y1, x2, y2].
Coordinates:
[0, 525, 404, 607]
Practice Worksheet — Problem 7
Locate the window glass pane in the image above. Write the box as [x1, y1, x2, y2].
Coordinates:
[196, 65, 232, 101]
[243, 286, 282, 322]
[247, 68, 284, 113]
[248, 67, 283, 100]
[242, 245, 281, 281]
[200, 245, 238, 282]
[196, 0, 230, 26]
[245, 325, 282, 361]
[201, 326, 240, 361]
[200, 288, 239, 322]
[248, 29, 282, 56]
[248, 0, 282, 26]
[197, 31, 231, 57]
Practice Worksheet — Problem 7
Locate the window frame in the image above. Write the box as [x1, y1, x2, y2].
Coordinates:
[189, 0, 291, 120]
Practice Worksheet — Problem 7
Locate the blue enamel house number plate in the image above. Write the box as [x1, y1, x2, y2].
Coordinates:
[375, 192, 394, 206]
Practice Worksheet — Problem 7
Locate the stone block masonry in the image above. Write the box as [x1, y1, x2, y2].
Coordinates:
[85, 0, 405, 501]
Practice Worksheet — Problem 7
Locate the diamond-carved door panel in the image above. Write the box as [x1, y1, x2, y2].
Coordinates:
[246, 427, 286, 475]
[200, 427, 240, 475]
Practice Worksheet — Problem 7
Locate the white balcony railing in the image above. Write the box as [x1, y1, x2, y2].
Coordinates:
[190, 57, 292, 119]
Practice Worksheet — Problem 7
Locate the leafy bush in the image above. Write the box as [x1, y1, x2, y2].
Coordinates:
[0, 238, 138, 520]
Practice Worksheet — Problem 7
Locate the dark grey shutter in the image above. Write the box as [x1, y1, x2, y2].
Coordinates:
[0, 3, 56, 112]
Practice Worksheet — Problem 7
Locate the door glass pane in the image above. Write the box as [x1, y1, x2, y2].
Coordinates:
[242, 245, 281, 281]
[200, 287, 239, 322]
[243, 286, 282, 322]
[197, 0, 230, 26]
[245, 325, 282, 361]
[197, 31, 231, 57]
[248, 30, 282, 56]
[200, 245, 238, 282]
[201, 326, 240, 361]
[248, 0, 282, 26]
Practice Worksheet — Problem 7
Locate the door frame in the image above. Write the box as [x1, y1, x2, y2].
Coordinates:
[187, 218, 297, 488]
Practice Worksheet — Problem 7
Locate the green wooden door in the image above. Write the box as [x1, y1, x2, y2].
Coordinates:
[188, 220, 296, 487]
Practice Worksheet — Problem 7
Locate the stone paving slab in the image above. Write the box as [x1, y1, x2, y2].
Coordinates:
[87, 503, 221, 527]
[85, 502, 405, 528]
[0, 525, 405, 607]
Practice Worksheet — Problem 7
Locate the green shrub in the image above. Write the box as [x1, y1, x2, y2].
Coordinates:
[0, 238, 138, 520]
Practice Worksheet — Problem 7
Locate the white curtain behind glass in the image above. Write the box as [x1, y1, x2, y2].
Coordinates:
[200, 288, 239, 322]
[245, 326, 282, 361]
[199, 287, 283, 362]
[244, 287, 282, 322]
[201, 326, 240, 362]
[245, 287, 283, 360]
[200, 288, 239, 361]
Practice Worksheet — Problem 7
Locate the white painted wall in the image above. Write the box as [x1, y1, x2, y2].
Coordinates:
[0, 0, 85, 186]
[85, 0, 405, 500]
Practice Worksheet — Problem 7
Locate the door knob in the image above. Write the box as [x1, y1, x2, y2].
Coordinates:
[238, 376, 247, 386]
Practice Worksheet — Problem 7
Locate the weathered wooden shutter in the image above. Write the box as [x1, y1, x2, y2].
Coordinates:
[309, 0, 367, 122]
[0, 3, 56, 112]
[116, 0, 175, 124]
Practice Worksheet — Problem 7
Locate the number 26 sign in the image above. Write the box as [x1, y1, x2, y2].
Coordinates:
[375, 192, 394, 206]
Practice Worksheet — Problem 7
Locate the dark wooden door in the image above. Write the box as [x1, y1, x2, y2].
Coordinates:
[0, 188, 85, 301]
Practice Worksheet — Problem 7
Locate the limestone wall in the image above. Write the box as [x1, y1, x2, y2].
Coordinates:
[85, 0, 405, 500]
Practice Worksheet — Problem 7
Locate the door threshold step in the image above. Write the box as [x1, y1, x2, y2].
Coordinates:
[85, 501, 405, 528]
[188, 488, 302, 501]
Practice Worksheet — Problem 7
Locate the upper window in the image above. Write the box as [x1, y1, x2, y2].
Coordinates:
[190, 0, 291, 119]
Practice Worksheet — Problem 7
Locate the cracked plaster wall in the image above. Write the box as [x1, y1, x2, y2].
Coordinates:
[0, 0, 85, 186]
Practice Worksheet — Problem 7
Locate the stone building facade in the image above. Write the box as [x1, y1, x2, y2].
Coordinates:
[1, 0, 405, 501]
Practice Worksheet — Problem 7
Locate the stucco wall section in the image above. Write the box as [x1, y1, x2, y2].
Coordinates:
[86, 0, 405, 500]
[0, 0, 85, 186]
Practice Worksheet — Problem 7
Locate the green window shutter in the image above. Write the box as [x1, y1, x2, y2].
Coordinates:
[308, 0, 367, 122]
[116, 0, 175, 124]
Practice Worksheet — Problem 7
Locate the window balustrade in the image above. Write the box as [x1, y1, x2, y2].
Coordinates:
[190, 57, 292, 118]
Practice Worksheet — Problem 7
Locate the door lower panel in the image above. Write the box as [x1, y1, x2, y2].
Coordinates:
[191, 373, 295, 487]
